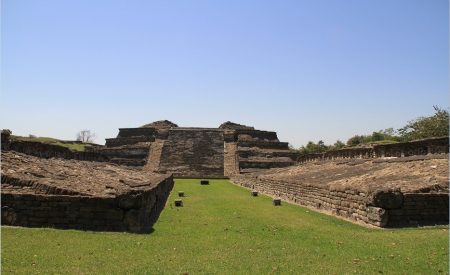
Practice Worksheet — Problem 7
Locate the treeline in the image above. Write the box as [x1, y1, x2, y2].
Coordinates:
[297, 106, 449, 155]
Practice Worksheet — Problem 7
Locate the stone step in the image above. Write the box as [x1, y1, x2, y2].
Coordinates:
[145, 139, 166, 172]
[237, 140, 289, 150]
[239, 158, 295, 169]
[117, 128, 157, 138]
[235, 129, 279, 141]
[224, 142, 239, 176]
[95, 148, 149, 159]
[105, 136, 155, 147]
[237, 148, 299, 159]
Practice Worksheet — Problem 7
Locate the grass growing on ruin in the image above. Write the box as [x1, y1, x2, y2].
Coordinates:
[2, 179, 448, 274]
[12, 135, 92, 151]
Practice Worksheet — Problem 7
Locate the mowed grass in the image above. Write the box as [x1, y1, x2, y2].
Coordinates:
[2, 179, 448, 274]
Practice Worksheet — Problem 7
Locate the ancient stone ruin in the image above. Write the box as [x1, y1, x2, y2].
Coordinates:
[232, 142, 449, 228]
[93, 120, 297, 177]
[1, 143, 173, 233]
[1, 121, 449, 230]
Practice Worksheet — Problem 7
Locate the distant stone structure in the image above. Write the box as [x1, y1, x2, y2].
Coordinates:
[297, 137, 449, 163]
[95, 120, 298, 178]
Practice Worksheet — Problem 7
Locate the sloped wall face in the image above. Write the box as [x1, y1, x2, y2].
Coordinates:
[158, 129, 225, 178]
[1, 178, 174, 234]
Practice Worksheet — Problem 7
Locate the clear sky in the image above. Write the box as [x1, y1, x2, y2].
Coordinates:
[1, 0, 448, 147]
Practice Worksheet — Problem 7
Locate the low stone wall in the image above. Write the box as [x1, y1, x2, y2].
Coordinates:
[231, 174, 449, 228]
[373, 137, 449, 157]
[235, 129, 279, 141]
[3, 140, 109, 162]
[105, 136, 155, 147]
[92, 143, 150, 166]
[237, 140, 289, 150]
[117, 128, 157, 138]
[1, 175, 174, 233]
[388, 193, 448, 227]
[297, 137, 449, 163]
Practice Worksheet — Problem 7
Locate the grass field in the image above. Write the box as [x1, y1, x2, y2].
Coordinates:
[2, 179, 448, 274]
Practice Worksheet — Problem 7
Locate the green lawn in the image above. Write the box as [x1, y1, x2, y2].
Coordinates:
[2, 179, 448, 274]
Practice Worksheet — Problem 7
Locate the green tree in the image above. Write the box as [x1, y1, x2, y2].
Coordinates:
[371, 131, 385, 142]
[333, 140, 346, 149]
[298, 140, 330, 154]
[346, 135, 365, 146]
[398, 106, 449, 140]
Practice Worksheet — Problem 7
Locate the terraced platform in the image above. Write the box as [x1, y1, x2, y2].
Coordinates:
[1, 151, 173, 233]
[232, 154, 449, 227]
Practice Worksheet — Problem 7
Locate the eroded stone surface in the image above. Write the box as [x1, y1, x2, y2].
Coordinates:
[2, 151, 170, 197]
[252, 157, 448, 193]
[99, 121, 297, 177]
[1, 151, 174, 233]
[232, 156, 449, 227]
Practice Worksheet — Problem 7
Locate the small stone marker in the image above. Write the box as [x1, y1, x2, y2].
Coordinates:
[251, 191, 258, 197]
[200, 180, 209, 185]
[273, 198, 281, 206]
[178, 191, 184, 197]
[175, 199, 183, 207]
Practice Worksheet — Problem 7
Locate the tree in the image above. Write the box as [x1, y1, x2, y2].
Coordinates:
[346, 135, 365, 146]
[398, 106, 449, 141]
[298, 140, 330, 154]
[76, 130, 96, 143]
[333, 140, 346, 149]
[371, 131, 385, 142]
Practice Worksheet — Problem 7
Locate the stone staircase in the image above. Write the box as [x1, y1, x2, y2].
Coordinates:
[145, 139, 166, 172]
[93, 142, 150, 166]
[100, 120, 298, 174]
[233, 130, 298, 174]
[224, 142, 239, 176]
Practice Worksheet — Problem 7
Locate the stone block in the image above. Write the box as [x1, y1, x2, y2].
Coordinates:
[251, 191, 258, 197]
[178, 191, 184, 197]
[200, 180, 209, 185]
[273, 198, 281, 206]
[174, 199, 183, 207]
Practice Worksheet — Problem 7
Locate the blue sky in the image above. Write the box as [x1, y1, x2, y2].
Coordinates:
[1, 0, 448, 147]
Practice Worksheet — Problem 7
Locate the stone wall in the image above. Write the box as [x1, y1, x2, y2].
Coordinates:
[297, 137, 449, 163]
[3, 139, 109, 162]
[117, 128, 157, 138]
[232, 130, 298, 173]
[231, 175, 448, 228]
[235, 129, 279, 141]
[1, 151, 174, 233]
[1, 176, 173, 233]
[91, 143, 150, 166]
[102, 121, 297, 176]
[157, 128, 225, 178]
[373, 137, 449, 157]
[105, 136, 155, 147]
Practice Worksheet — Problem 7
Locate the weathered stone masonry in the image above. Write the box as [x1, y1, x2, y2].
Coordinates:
[1, 152, 174, 233]
[232, 154, 449, 228]
[157, 128, 225, 178]
[96, 120, 298, 177]
[297, 137, 449, 163]
[2, 124, 448, 230]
